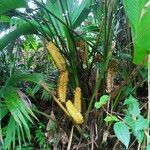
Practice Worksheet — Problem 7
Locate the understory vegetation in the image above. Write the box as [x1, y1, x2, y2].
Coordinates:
[0, 0, 149, 149]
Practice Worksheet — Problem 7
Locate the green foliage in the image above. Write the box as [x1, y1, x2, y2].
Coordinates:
[0, 0, 148, 149]
[23, 36, 39, 51]
[35, 123, 50, 149]
[124, 95, 140, 117]
[124, 0, 150, 64]
[1, 86, 34, 149]
[94, 95, 110, 109]
[114, 121, 130, 148]
[104, 115, 119, 123]
[70, 0, 92, 28]
[0, 15, 10, 23]
[0, 72, 45, 149]
[0, 0, 27, 15]
[112, 96, 149, 148]
[0, 23, 37, 50]
[5, 71, 44, 86]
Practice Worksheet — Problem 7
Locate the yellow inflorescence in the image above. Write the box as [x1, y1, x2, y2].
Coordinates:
[74, 87, 81, 112]
[57, 71, 68, 103]
[47, 42, 66, 72]
[66, 100, 84, 124]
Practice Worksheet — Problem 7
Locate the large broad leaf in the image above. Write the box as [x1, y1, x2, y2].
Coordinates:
[0, 23, 37, 50]
[123, 0, 138, 33]
[0, 0, 27, 15]
[124, 0, 150, 65]
[114, 122, 130, 148]
[134, 2, 150, 64]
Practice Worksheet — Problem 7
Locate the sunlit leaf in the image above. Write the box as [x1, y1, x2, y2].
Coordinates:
[104, 115, 119, 122]
[94, 95, 110, 109]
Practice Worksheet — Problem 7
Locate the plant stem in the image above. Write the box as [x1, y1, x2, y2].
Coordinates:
[83, 53, 111, 127]
[33, 109, 58, 124]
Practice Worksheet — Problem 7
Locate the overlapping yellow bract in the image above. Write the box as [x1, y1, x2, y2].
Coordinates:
[66, 100, 84, 124]
[74, 87, 81, 112]
[47, 41, 84, 125]
[57, 71, 68, 103]
[47, 42, 66, 72]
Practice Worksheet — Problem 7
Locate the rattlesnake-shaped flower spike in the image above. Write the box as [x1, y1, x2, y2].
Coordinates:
[66, 100, 84, 124]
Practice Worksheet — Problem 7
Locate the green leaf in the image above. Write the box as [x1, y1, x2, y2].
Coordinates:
[4, 117, 16, 149]
[123, 0, 150, 65]
[71, 0, 91, 29]
[134, 116, 149, 131]
[10, 17, 26, 27]
[123, 0, 138, 31]
[0, 23, 37, 50]
[3, 86, 37, 125]
[94, 95, 110, 109]
[104, 115, 119, 122]
[2, 85, 38, 148]
[0, 105, 9, 121]
[0, 15, 10, 23]
[124, 95, 140, 117]
[133, 1, 150, 64]
[132, 129, 144, 144]
[5, 71, 44, 86]
[0, 0, 27, 15]
[114, 122, 130, 148]
[124, 115, 135, 127]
